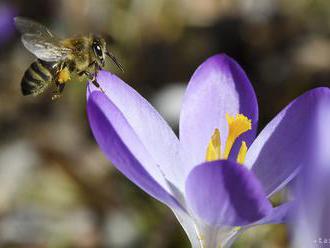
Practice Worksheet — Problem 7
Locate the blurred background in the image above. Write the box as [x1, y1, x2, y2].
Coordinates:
[0, 0, 329, 247]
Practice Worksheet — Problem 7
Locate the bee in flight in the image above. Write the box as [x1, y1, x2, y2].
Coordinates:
[15, 17, 124, 100]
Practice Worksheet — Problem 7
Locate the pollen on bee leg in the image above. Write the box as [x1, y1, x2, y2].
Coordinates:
[205, 128, 221, 161]
[236, 141, 248, 164]
[58, 67, 71, 83]
[224, 113, 252, 159]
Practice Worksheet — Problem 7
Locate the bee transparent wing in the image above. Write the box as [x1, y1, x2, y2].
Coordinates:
[14, 17, 54, 37]
[15, 17, 72, 62]
[20, 34, 71, 61]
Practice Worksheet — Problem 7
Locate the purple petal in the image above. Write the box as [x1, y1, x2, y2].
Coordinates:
[0, 4, 16, 44]
[172, 209, 201, 247]
[87, 71, 186, 192]
[293, 97, 330, 246]
[294, 170, 330, 245]
[245, 87, 330, 197]
[180, 54, 258, 168]
[225, 202, 293, 247]
[185, 160, 272, 226]
[253, 202, 294, 225]
[87, 91, 182, 210]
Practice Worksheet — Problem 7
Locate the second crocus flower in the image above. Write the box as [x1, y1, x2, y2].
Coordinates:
[86, 54, 330, 247]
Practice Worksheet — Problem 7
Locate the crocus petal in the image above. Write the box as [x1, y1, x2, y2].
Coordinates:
[172, 209, 201, 248]
[174, 208, 241, 248]
[180, 54, 258, 168]
[220, 202, 294, 248]
[245, 87, 330, 197]
[293, 171, 330, 247]
[87, 91, 182, 210]
[293, 98, 330, 247]
[253, 202, 294, 225]
[185, 160, 272, 226]
[0, 5, 16, 44]
[87, 71, 186, 193]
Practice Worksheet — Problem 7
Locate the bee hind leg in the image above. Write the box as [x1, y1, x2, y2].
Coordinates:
[52, 83, 65, 101]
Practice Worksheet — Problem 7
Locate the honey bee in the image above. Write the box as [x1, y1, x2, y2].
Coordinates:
[15, 17, 124, 100]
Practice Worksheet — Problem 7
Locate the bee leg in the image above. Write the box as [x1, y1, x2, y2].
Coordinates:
[51, 62, 67, 100]
[91, 78, 105, 94]
[89, 78, 104, 93]
[51, 95, 60, 101]
[58, 83, 65, 93]
[51, 93, 62, 101]
[92, 65, 105, 93]
[80, 70, 105, 93]
[88, 61, 97, 68]
[52, 83, 65, 101]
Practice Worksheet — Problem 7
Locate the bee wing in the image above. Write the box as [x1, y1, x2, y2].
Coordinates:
[20, 34, 72, 61]
[14, 17, 54, 37]
[15, 17, 72, 62]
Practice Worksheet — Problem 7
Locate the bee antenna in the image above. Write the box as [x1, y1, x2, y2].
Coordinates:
[106, 51, 124, 73]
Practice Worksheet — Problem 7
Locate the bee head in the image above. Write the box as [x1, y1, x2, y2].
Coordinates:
[92, 35, 124, 72]
[92, 36, 106, 67]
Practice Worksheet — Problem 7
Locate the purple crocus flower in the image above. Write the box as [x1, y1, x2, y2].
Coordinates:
[86, 54, 330, 247]
[0, 4, 16, 45]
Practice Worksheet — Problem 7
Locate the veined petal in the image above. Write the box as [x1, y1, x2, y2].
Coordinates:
[185, 160, 272, 226]
[245, 87, 330, 197]
[87, 92, 183, 210]
[180, 54, 258, 169]
[87, 71, 185, 193]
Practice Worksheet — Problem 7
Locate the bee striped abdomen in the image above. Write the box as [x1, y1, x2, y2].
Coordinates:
[21, 59, 57, 96]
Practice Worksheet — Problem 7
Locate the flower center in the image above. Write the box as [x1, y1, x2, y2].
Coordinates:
[205, 113, 252, 164]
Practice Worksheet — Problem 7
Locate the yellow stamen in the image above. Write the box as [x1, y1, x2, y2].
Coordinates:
[58, 67, 71, 83]
[223, 114, 251, 159]
[236, 141, 248, 164]
[205, 128, 221, 161]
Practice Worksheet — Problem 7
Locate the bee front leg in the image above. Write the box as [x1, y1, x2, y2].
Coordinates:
[92, 78, 105, 94]
[79, 70, 105, 93]
[92, 65, 105, 93]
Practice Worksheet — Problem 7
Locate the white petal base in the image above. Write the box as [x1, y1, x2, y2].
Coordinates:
[172, 208, 241, 248]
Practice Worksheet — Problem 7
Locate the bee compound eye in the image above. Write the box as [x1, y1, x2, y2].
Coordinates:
[93, 44, 103, 57]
